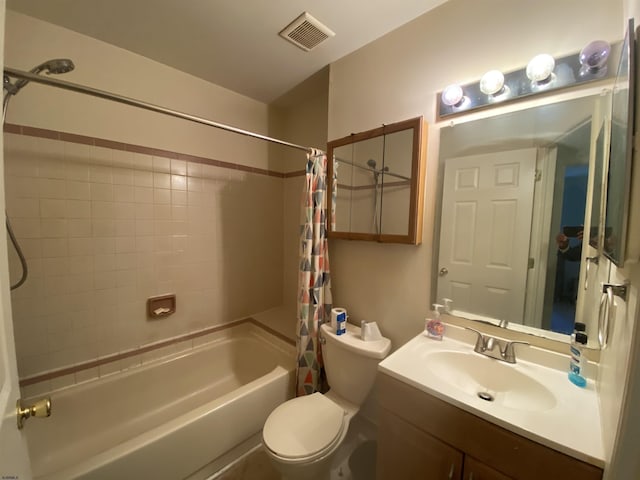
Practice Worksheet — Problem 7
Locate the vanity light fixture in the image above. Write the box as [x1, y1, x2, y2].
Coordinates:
[526, 54, 556, 84]
[441, 84, 465, 107]
[437, 38, 619, 119]
[479, 70, 505, 95]
[579, 40, 611, 77]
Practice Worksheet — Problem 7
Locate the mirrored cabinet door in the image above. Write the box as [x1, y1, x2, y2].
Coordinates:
[380, 128, 414, 236]
[327, 117, 427, 244]
[602, 18, 635, 266]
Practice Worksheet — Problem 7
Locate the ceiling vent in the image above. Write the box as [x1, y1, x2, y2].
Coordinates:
[279, 12, 335, 52]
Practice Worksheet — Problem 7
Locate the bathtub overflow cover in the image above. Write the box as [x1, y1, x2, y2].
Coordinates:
[477, 391, 494, 402]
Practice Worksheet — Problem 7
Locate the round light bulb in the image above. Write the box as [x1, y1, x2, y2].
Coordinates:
[526, 54, 555, 82]
[579, 40, 611, 72]
[442, 84, 464, 107]
[479, 70, 505, 95]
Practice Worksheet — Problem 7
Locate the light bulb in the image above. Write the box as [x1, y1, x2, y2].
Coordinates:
[526, 54, 555, 83]
[479, 70, 505, 95]
[579, 40, 611, 77]
[580, 40, 611, 70]
[442, 84, 464, 107]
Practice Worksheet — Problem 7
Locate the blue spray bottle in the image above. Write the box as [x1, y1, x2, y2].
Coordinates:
[568, 324, 588, 388]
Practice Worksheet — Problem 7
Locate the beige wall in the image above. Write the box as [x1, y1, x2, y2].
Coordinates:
[327, 0, 640, 474]
[269, 70, 330, 315]
[4, 12, 284, 380]
[5, 11, 270, 170]
[327, 0, 622, 350]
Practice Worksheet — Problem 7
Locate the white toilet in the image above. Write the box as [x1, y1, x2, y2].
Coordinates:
[262, 321, 391, 480]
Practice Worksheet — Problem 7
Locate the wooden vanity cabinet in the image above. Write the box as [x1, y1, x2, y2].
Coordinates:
[463, 456, 512, 480]
[378, 411, 463, 479]
[376, 373, 603, 480]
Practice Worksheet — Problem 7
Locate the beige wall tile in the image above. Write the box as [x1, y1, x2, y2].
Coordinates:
[5, 11, 283, 386]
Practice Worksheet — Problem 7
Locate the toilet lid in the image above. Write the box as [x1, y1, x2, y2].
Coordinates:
[263, 392, 345, 459]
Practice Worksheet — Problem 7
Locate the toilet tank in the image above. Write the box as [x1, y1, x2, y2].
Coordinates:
[320, 323, 391, 405]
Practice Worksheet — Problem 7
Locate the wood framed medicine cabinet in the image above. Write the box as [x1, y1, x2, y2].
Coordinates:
[327, 117, 427, 244]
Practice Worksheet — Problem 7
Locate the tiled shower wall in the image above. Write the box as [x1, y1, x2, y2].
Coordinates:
[5, 128, 284, 380]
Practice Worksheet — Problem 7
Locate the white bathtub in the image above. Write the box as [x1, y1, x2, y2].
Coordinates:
[24, 321, 295, 480]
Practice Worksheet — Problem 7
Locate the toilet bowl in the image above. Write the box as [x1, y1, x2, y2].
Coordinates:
[262, 322, 391, 480]
[263, 391, 356, 479]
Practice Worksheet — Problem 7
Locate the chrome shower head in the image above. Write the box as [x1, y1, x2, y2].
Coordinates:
[5, 58, 75, 96]
[366, 158, 377, 169]
[33, 58, 75, 75]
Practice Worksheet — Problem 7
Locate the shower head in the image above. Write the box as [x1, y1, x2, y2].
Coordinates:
[366, 159, 377, 169]
[32, 58, 75, 75]
[5, 58, 75, 95]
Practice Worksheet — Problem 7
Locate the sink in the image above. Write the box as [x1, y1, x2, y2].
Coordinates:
[377, 327, 604, 467]
[424, 350, 557, 412]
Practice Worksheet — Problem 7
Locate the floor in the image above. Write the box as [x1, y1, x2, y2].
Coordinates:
[211, 413, 378, 480]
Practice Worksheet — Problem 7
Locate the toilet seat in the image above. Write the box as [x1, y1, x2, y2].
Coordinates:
[263, 392, 345, 462]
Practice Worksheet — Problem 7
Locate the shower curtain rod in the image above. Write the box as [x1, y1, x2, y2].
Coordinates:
[4, 67, 318, 154]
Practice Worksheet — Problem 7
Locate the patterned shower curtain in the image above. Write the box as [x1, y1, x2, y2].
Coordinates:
[296, 149, 334, 396]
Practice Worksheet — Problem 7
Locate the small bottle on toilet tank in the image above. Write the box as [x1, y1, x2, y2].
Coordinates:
[336, 311, 346, 335]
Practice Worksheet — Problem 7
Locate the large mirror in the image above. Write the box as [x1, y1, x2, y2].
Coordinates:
[603, 18, 635, 265]
[327, 117, 426, 244]
[435, 93, 607, 337]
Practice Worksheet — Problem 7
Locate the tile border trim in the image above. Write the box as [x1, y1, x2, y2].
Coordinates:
[4, 123, 307, 178]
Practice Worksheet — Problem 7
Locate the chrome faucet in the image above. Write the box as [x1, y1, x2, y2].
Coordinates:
[484, 319, 509, 352]
[465, 327, 529, 364]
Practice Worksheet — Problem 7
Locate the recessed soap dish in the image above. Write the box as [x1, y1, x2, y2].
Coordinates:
[147, 294, 176, 319]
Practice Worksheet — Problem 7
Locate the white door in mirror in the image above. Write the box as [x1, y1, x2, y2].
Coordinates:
[438, 149, 536, 322]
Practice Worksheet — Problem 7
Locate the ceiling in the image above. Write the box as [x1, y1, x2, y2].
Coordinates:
[7, 0, 449, 103]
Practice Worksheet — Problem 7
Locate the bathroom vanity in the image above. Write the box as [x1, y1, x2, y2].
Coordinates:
[377, 374, 602, 480]
[375, 326, 604, 480]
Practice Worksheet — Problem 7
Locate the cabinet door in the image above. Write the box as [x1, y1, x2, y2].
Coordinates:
[463, 456, 512, 480]
[377, 409, 463, 480]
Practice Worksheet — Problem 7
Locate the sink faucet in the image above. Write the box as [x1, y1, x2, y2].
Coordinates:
[465, 327, 529, 364]
[484, 318, 509, 352]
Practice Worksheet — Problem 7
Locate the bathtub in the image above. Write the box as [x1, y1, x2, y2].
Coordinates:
[23, 321, 295, 480]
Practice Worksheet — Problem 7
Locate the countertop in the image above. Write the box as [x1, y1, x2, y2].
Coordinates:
[378, 323, 605, 468]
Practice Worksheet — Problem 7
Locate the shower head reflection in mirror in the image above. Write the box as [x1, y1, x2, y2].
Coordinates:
[366, 158, 389, 234]
[435, 90, 612, 345]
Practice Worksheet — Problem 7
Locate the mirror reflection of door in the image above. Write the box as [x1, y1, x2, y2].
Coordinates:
[436, 95, 598, 336]
[437, 149, 536, 322]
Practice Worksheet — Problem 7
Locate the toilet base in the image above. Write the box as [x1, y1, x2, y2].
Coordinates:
[264, 445, 334, 480]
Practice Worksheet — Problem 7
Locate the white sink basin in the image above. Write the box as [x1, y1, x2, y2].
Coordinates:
[377, 325, 604, 468]
[424, 350, 556, 411]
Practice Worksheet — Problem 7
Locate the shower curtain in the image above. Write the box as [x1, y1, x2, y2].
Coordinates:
[296, 149, 334, 396]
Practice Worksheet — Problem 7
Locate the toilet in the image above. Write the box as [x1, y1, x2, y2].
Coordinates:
[262, 321, 391, 480]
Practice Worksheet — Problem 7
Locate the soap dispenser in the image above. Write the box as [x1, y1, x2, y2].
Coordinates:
[425, 304, 445, 340]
